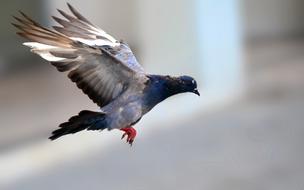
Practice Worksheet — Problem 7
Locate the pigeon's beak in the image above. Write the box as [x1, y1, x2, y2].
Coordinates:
[193, 88, 200, 96]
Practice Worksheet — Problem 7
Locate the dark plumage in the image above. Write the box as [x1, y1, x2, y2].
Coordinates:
[49, 110, 107, 140]
[13, 3, 199, 145]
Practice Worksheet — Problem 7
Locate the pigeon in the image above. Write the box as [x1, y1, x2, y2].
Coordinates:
[12, 3, 199, 145]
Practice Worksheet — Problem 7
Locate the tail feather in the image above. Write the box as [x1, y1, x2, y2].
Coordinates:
[49, 110, 106, 140]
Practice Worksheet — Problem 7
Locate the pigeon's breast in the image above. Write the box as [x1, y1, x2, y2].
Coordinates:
[141, 80, 167, 114]
[105, 98, 143, 129]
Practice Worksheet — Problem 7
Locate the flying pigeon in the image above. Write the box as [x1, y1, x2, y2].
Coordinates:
[12, 3, 199, 145]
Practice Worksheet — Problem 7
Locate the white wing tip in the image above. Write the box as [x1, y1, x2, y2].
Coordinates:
[70, 38, 120, 47]
[23, 42, 58, 49]
[23, 42, 67, 62]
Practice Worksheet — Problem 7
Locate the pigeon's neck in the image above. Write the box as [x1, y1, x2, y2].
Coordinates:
[162, 76, 184, 97]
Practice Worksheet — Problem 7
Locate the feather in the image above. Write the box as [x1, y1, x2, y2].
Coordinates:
[13, 3, 147, 108]
[67, 3, 93, 25]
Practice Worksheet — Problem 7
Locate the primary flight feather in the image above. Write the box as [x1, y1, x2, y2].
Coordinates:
[13, 3, 199, 145]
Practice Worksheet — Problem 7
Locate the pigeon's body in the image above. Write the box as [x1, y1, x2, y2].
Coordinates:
[90, 75, 189, 130]
[13, 3, 199, 145]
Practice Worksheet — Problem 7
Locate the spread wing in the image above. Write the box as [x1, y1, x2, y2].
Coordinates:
[53, 3, 145, 73]
[12, 3, 147, 107]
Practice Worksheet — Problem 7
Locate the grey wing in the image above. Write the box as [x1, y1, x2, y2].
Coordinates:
[105, 42, 145, 73]
[52, 3, 145, 73]
[13, 7, 148, 108]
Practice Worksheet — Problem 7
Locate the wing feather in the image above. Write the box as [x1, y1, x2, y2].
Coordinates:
[13, 7, 147, 107]
[53, 4, 145, 73]
[66, 3, 94, 25]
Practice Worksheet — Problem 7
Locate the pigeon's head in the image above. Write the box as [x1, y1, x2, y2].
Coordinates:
[178, 75, 200, 96]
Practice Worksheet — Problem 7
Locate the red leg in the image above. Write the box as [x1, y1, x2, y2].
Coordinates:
[120, 127, 137, 146]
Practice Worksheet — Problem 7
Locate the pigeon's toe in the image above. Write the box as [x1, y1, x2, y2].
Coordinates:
[120, 127, 137, 146]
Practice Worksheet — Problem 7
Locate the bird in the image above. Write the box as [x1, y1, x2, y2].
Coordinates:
[12, 3, 199, 145]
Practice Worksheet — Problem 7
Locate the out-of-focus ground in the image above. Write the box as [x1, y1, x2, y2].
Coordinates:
[1, 38, 304, 189]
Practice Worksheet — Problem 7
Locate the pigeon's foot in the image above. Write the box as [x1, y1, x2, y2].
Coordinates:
[120, 127, 137, 146]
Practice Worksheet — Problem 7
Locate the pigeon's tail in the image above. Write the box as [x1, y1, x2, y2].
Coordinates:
[49, 110, 107, 140]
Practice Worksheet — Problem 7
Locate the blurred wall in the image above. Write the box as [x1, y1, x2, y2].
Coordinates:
[242, 0, 304, 40]
[196, 0, 243, 99]
[0, 0, 45, 75]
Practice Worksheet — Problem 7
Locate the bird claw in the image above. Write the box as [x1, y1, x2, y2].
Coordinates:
[128, 139, 134, 146]
[121, 133, 127, 140]
[120, 127, 137, 146]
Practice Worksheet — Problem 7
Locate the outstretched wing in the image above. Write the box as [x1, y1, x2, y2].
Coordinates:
[12, 4, 147, 107]
[53, 3, 145, 73]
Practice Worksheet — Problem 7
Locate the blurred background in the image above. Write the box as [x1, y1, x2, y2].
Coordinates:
[1, 0, 304, 189]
